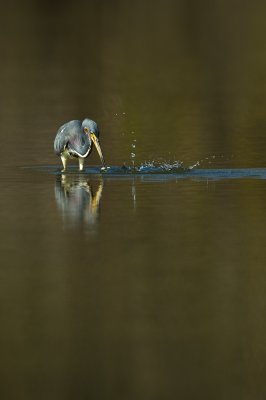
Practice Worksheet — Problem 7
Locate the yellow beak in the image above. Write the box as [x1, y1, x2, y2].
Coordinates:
[90, 133, 105, 167]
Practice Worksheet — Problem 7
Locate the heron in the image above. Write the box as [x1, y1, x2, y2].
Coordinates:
[54, 118, 105, 171]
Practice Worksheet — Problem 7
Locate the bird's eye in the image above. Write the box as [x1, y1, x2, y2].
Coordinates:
[84, 127, 89, 133]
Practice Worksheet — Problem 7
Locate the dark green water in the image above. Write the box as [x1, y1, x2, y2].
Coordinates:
[1, 1, 266, 399]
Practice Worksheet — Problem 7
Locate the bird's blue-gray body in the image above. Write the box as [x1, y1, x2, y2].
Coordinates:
[54, 120, 92, 158]
[54, 118, 104, 171]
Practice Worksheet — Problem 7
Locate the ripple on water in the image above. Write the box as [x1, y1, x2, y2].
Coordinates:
[21, 161, 266, 181]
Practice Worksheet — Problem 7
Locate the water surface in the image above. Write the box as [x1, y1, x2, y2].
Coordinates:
[1, 165, 266, 399]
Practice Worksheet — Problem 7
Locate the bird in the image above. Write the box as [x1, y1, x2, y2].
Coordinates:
[54, 118, 105, 172]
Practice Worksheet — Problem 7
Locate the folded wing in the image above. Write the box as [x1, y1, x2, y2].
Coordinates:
[54, 120, 92, 157]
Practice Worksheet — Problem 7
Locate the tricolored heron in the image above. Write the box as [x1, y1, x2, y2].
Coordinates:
[54, 118, 105, 171]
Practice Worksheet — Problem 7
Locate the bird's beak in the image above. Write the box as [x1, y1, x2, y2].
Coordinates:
[90, 133, 105, 167]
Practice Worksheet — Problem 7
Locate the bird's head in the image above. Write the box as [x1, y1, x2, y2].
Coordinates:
[82, 118, 105, 166]
[82, 118, 99, 137]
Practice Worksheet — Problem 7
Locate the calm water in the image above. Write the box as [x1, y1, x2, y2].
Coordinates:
[1, 1, 266, 399]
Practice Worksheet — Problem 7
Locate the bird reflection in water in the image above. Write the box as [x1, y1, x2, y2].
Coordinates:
[55, 174, 103, 232]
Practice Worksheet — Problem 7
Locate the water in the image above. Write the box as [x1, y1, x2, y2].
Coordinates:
[1, 1, 266, 399]
[2, 165, 266, 399]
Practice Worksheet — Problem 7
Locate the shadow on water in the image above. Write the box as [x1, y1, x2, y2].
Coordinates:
[55, 174, 103, 233]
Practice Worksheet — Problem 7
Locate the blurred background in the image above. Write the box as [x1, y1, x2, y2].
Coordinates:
[1, 1, 266, 399]
[1, 0, 266, 168]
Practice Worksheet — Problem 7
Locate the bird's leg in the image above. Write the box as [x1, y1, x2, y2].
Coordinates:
[79, 157, 85, 171]
[61, 155, 67, 172]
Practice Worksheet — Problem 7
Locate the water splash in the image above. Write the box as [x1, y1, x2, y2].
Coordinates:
[188, 160, 201, 170]
[187, 154, 227, 170]
[130, 138, 137, 168]
[108, 154, 228, 174]
[137, 160, 184, 173]
[104, 159, 185, 174]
